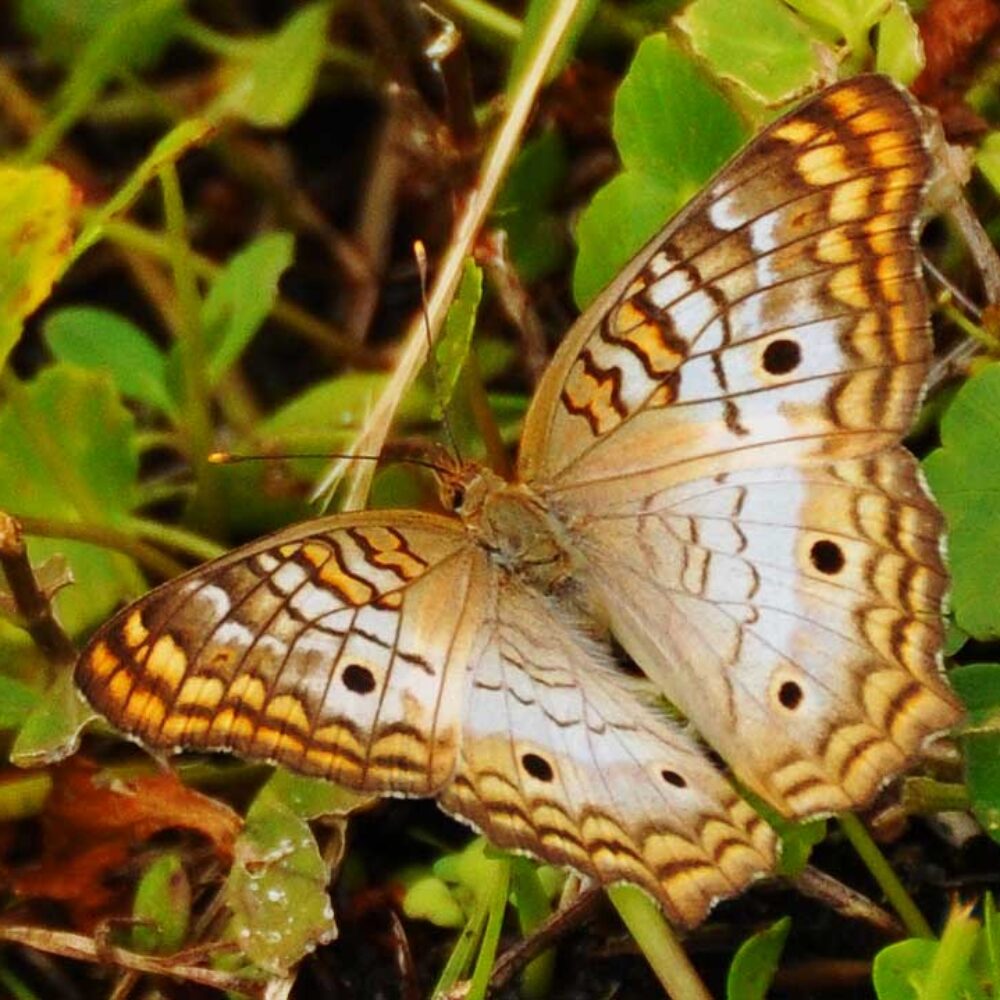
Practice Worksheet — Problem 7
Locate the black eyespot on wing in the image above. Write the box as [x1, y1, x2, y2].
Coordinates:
[661, 769, 687, 788]
[762, 338, 802, 375]
[779, 681, 803, 710]
[342, 663, 377, 694]
[810, 539, 845, 575]
[522, 752, 554, 782]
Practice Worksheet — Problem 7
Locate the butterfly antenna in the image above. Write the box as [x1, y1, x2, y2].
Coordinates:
[415, 240, 464, 465]
[210, 445, 454, 479]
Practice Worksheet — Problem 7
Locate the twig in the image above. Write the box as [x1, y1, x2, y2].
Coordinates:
[387, 908, 420, 1000]
[925, 257, 983, 320]
[0, 512, 76, 667]
[480, 229, 550, 385]
[0, 925, 266, 998]
[948, 196, 1000, 302]
[316, 0, 588, 511]
[792, 866, 905, 937]
[925, 194, 1000, 392]
[773, 958, 872, 991]
[488, 886, 600, 993]
[343, 86, 407, 343]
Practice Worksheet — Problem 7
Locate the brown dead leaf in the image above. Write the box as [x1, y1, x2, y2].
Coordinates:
[9, 757, 241, 929]
[914, 0, 1000, 140]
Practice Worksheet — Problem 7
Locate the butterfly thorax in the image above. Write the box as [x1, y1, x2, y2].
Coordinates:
[443, 463, 575, 591]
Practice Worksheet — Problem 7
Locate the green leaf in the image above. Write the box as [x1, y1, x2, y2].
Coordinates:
[0, 676, 42, 730]
[0, 366, 143, 633]
[951, 664, 1000, 843]
[44, 307, 175, 417]
[875, 0, 924, 83]
[951, 663, 1000, 728]
[261, 768, 369, 821]
[132, 852, 191, 954]
[976, 133, 1000, 197]
[573, 34, 747, 306]
[29, 0, 183, 162]
[224, 768, 361, 974]
[983, 893, 1000, 992]
[492, 129, 570, 282]
[403, 875, 467, 929]
[11, 668, 96, 768]
[677, 0, 826, 104]
[726, 916, 791, 1000]
[0, 771, 52, 822]
[945, 619, 969, 657]
[434, 837, 502, 905]
[924, 364, 1000, 640]
[213, 3, 332, 127]
[0, 165, 78, 370]
[873, 938, 939, 999]
[874, 906, 983, 1000]
[784, 0, 891, 59]
[433, 259, 483, 419]
[16, 0, 181, 66]
[256, 371, 435, 475]
[225, 799, 334, 973]
[200, 232, 295, 386]
[776, 817, 827, 878]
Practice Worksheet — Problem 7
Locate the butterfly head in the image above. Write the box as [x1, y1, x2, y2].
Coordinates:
[435, 460, 505, 520]
[436, 461, 574, 586]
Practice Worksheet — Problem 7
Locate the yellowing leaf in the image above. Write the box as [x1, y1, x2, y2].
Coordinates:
[0, 165, 79, 369]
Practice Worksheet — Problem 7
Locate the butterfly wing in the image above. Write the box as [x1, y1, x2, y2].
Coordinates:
[79, 507, 776, 918]
[571, 453, 960, 817]
[517, 75, 961, 817]
[439, 572, 776, 926]
[519, 75, 937, 501]
[77, 511, 487, 796]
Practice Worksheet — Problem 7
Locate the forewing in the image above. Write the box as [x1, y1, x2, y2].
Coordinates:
[519, 75, 935, 505]
[439, 573, 776, 926]
[575, 453, 962, 818]
[77, 511, 487, 796]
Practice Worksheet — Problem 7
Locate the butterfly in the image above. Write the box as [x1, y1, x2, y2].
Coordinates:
[76, 74, 963, 927]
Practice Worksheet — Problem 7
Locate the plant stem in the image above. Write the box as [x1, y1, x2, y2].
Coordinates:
[468, 857, 512, 1000]
[838, 814, 934, 939]
[124, 516, 226, 563]
[902, 777, 971, 815]
[15, 515, 187, 579]
[940, 301, 1000, 353]
[159, 164, 221, 534]
[510, 860, 556, 999]
[436, 0, 522, 48]
[608, 885, 713, 1000]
